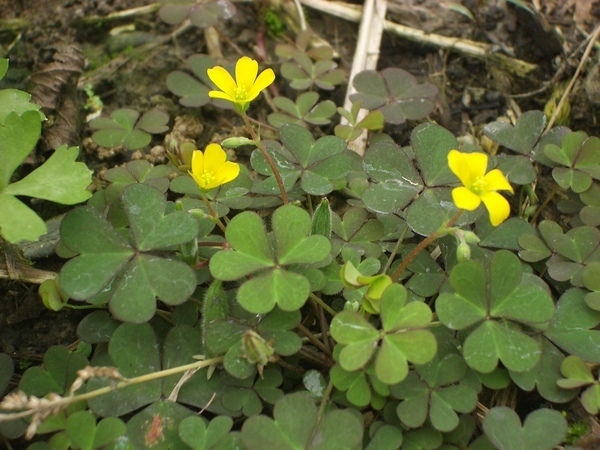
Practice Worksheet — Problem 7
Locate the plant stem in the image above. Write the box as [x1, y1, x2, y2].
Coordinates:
[309, 292, 336, 317]
[240, 111, 289, 204]
[0, 357, 224, 423]
[315, 380, 334, 426]
[297, 323, 332, 356]
[390, 210, 463, 282]
[202, 193, 227, 233]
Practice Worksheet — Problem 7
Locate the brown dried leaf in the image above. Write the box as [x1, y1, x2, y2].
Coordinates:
[29, 43, 84, 112]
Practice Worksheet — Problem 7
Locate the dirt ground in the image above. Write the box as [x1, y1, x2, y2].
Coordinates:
[0, 0, 599, 412]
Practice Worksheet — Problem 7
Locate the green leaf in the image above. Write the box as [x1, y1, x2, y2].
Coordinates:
[66, 412, 126, 450]
[87, 323, 161, 417]
[483, 407, 567, 450]
[122, 184, 199, 251]
[20, 345, 88, 396]
[178, 416, 234, 450]
[0, 111, 42, 189]
[483, 111, 546, 155]
[362, 141, 423, 213]
[90, 108, 167, 150]
[5, 145, 92, 203]
[109, 255, 197, 323]
[558, 355, 594, 388]
[238, 268, 310, 314]
[545, 288, 600, 363]
[351, 68, 437, 124]
[411, 122, 458, 186]
[331, 311, 379, 371]
[210, 211, 274, 280]
[272, 204, 331, 265]
[464, 320, 541, 373]
[0, 193, 47, 243]
[241, 392, 363, 450]
[406, 187, 475, 236]
[59, 207, 133, 299]
[0, 58, 8, 80]
[510, 338, 578, 403]
[478, 217, 535, 250]
[126, 401, 193, 449]
[495, 155, 536, 185]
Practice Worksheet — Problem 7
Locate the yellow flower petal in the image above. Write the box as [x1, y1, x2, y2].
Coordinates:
[481, 191, 511, 226]
[215, 161, 241, 185]
[208, 90, 235, 102]
[452, 186, 482, 211]
[236, 56, 259, 91]
[207, 66, 237, 97]
[247, 68, 275, 101]
[191, 149, 204, 176]
[483, 169, 514, 193]
[449, 150, 490, 188]
[203, 143, 227, 174]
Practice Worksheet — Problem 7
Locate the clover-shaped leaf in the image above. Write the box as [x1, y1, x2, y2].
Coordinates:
[281, 52, 346, 91]
[362, 141, 423, 214]
[167, 54, 220, 107]
[411, 122, 458, 186]
[330, 364, 388, 408]
[483, 110, 546, 155]
[87, 323, 162, 417]
[436, 250, 555, 373]
[241, 392, 363, 450]
[557, 355, 600, 414]
[545, 225, 600, 286]
[66, 412, 126, 450]
[391, 353, 477, 432]
[252, 124, 350, 196]
[350, 68, 438, 125]
[159, 0, 236, 28]
[583, 261, 600, 310]
[268, 92, 336, 128]
[545, 288, 600, 363]
[90, 108, 168, 150]
[331, 207, 385, 258]
[508, 338, 577, 403]
[59, 184, 199, 323]
[482, 407, 567, 450]
[210, 205, 330, 314]
[19, 345, 88, 397]
[332, 284, 436, 384]
[335, 100, 384, 142]
[179, 415, 238, 450]
[126, 400, 193, 449]
[102, 159, 172, 205]
[544, 131, 600, 193]
[406, 187, 476, 236]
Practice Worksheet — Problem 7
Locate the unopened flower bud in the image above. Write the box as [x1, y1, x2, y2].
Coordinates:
[221, 136, 256, 149]
[457, 242, 471, 262]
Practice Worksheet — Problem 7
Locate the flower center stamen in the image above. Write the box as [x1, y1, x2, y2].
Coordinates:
[200, 172, 216, 186]
[234, 86, 248, 101]
[470, 178, 487, 195]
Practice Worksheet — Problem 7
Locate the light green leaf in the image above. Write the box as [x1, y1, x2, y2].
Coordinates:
[0, 111, 42, 189]
[237, 269, 310, 314]
[5, 146, 92, 204]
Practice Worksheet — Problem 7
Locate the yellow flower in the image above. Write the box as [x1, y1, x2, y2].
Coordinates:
[207, 56, 275, 112]
[448, 150, 514, 226]
[189, 143, 240, 191]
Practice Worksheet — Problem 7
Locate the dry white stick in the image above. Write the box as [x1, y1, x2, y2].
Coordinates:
[300, 0, 537, 78]
[341, 0, 388, 155]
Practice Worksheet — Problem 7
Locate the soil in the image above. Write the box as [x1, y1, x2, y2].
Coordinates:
[0, 0, 599, 433]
